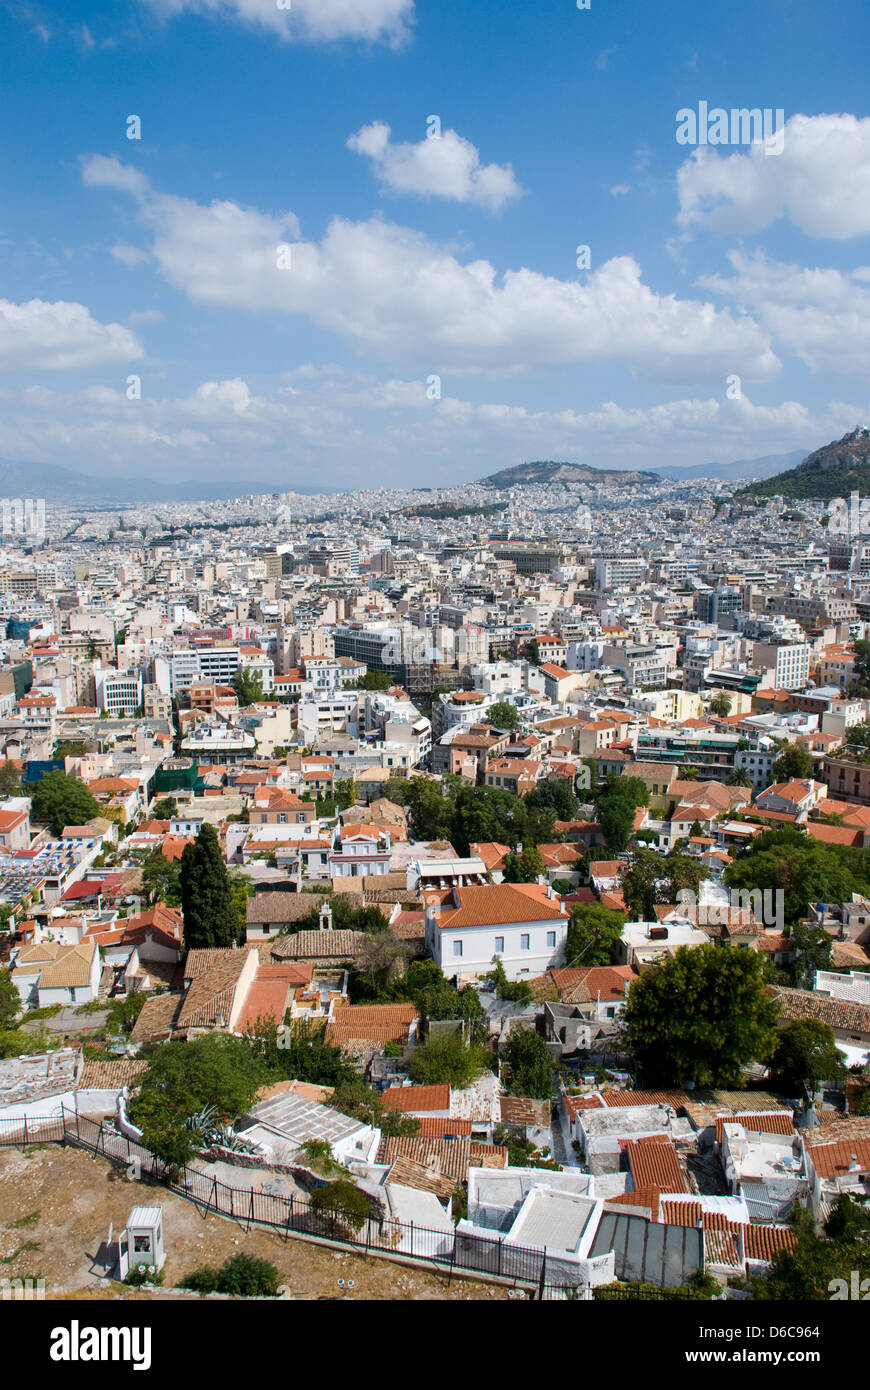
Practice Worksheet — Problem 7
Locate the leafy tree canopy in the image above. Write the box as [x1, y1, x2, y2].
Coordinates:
[525, 777, 579, 822]
[623, 944, 780, 1088]
[723, 826, 870, 926]
[409, 1030, 492, 1089]
[142, 850, 182, 908]
[772, 743, 815, 784]
[771, 1018, 846, 1093]
[565, 902, 625, 968]
[233, 668, 264, 706]
[0, 969, 20, 1029]
[621, 847, 707, 922]
[29, 770, 100, 837]
[754, 1200, 870, 1301]
[500, 1026, 554, 1100]
[594, 775, 649, 854]
[486, 701, 520, 733]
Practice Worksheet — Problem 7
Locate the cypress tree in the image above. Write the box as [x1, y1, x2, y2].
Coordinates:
[180, 824, 239, 951]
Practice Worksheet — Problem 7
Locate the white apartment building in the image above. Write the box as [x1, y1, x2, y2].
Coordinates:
[158, 647, 242, 695]
[95, 668, 143, 716]
[752, 640, 811, 692]
[424, 883, 569, 981]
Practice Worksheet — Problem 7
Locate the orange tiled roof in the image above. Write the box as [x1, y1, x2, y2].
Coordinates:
[381, 1084, 450, 1114]
[425, 882, 566, 929]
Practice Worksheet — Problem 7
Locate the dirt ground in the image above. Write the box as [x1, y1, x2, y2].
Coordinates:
[0, 1144, 512, 1302]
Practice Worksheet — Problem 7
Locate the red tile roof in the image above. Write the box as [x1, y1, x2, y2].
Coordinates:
[381, 1084, 450, 1114]
[625, 1135, 686, 1193]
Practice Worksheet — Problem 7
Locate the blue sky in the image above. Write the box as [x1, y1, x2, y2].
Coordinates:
[1, 0, 869, 489]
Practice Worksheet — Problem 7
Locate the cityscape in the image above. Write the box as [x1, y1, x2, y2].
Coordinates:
[0, 0, 867, 1355]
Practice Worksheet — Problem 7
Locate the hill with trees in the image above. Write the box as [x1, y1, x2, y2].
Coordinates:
[738, 426, 870, 501]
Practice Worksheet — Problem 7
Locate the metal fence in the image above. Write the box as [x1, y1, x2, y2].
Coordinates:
[0, 1108, 548, 1289]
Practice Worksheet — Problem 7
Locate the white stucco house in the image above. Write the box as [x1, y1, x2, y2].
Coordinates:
[424, 883, 569, 981]
[11, 939, 101, 1008]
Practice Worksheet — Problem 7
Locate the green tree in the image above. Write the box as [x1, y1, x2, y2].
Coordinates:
[0, 762, 21, 796]
[487, 701, 520, 733]
[382, 958, 485, 1029]
[754, 1200, 870, 1301]
[850, 641, 870, 695]
[384, 776, 455, 841]
[500, 1026, 554, 1099]
[724, 827, 870, 926]
[233, 668, 264, 706]
[789, 921, 834, 988]
[335, 778, 358, 810]
[0, 968, 20, 1030]
[525, 639, 541, 666]
[525, 777, 579, 822]
[565, 903, 625, 967]
[245, 1018, 355, 1088]
[142, 850, 182, 908]
[409, 1030, 492, 1089]
[489, 958, 533, 1005]
[452, 784, 533, 855]
[54, 740, 91, 760]
[352, 670, 394, 692]
[771, 1019, 846, 1093]
[106, 989, 146, 1037]
[727, 766, 752, 788]
[502, 844, 545, 883]
[29, 770, 101, 836]
[846, 721, 870, 752]
[594, 776, 649, 854]
[708, 694, 733, 717]
[310, 1180, 370, 1234]
[180, 824, 240, 950]
[151, 797, 178, 820]
[131, 1033, 265, 1161]
[228, 872, 255, 942]
[621, 848, 706, 921]
[772, 743, 815, 783]
[623, 944, 780, 1087]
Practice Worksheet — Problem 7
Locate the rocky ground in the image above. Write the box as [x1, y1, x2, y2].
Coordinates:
[0, 1143, 511, 1301]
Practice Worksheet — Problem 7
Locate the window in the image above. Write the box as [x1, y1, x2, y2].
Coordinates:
[453, 940, 463, 957]
[520, 934, 530, 951]
[547, 931, 556, 948]
[495, 936, 504, 954]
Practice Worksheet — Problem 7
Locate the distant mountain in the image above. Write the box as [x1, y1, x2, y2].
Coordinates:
[479, 460, 660, 489]
[657, 449, 809, 482]
[737, 428, 870, 500]
[0, 459, 332, 505]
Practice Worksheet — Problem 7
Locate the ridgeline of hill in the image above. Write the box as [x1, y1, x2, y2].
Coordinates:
[737, 428, 870, 501]
[479, 460, 660, 489]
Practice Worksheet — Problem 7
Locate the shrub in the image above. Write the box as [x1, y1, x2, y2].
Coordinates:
[409, 1031, 492, 1089]
[182, 1254, 279, 1297]
[22, 1004, 63, 1022]
[309, 1180, 370, 1234]
[124, 1264, 163, 1288]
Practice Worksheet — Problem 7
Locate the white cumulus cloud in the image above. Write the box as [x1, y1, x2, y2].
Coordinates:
[699, 249, 870, 374]
[348, 121, 525, 210]
[139, 0, 415, 46]
[0, 299, 143, 371]
[81, 156, 779, 381]
[677, 113, 870, 238]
